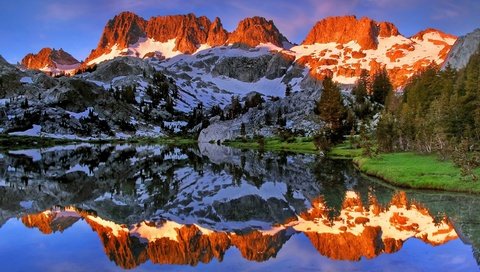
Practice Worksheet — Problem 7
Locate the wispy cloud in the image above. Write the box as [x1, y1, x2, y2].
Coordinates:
[43, 2, 90, 21]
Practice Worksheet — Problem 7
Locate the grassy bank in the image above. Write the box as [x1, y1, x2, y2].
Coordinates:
[223, 137, 318, 153]
[354, 152, 480, 193]
[327, 142, 363, 158]
[224, 136, 480, 193]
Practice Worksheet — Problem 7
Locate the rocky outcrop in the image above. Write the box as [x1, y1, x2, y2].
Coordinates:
[302, 16, 400, 50]
[145, 13, 228, 53]
[212, 55, 274, 82]
[0, 57, 187, 138]
[207, 17, 229, 46]
[443, 28, 480, 70]
[85, 11, 147, 63]
[198, 88, 322, 143]
[21, 48, 80, 71]
[85, 12, 291, 66]
[22, 209, 80, 234]
[228, 16, 289, 47]
[0, 55, 11, 67]
[88, 56, 154, 82]
[86, 12, 231, 64]
[265, 52, 296, 79]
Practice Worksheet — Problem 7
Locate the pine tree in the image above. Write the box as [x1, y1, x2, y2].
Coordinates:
[229, 96, 242, 119]
[371, 68, 393, 105]
[285, 84, 292, 97]
[21, 98, 29, 109]
[276, 108, 286, 127]
[352, 70, 369, 103]
[265, 112, 272, 126]
[317, 76, 347, 142]
[123, 85, 136, 104]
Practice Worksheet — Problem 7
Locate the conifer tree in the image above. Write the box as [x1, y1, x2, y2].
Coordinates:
[285, 84, 292, 97]
[371, 68, 393, 105]
[317, 76, 347, 142]
[352, 70, 369, 103]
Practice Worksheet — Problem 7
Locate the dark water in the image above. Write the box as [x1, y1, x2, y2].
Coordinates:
[0, 143, 479, 272]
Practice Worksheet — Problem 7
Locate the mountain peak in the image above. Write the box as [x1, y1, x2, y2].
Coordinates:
[21, 47, 80, 71]
[302, 15, 400, 49]
[85, 11, 147, 64]
[86, 12, 230, 64]
[228, 16, 289, 47]
[411, 28, 457, 41]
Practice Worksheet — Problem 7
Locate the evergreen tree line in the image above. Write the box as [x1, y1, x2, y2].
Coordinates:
[376, 50, 480, 156]
[373, 48, 480, 179]
[315, 68, 393, 150]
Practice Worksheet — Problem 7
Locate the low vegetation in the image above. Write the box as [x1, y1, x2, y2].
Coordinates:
[354, 153, 480, 193]
[223, 136, 317, 153]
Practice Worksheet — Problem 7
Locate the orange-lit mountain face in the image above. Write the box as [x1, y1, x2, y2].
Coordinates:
[21, 48, 80, 75]
[84, 12, 288, 65]
[294, 16, 456, 87]
[20, 13, 456, 88]
[18, 191, 458, 269]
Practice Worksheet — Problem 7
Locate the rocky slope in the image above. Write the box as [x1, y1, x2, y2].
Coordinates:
[294, 16, 456, 87]
[0, 56, 196, 138]
[21, 48, 80, 75]
[198, 89, 322, 143]
[443, 28, 480, 69]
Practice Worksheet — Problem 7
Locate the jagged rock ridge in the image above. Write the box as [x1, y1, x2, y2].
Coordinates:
[302, 15, 400, 50]
[85, 12, 288, 65]
[21, 48, 80, 73]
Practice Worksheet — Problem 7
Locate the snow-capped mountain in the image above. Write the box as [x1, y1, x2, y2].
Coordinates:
[21, 48, 80, 75]
[84, 12, 290, 65]
[18, 191, 458, 269]
[75, 13, 456, 89]
[6, 12, 461, 139]
[292, 16, 456, 87]
[21, 13, 456, 90]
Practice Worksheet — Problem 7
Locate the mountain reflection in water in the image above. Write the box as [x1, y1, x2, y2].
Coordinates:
[0, 143, 478, 271]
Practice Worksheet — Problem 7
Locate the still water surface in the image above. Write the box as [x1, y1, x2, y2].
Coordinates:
[0, 143, 478, 271]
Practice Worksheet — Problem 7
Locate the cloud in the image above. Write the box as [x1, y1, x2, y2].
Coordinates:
[40, 0, 174, 21]
[43, 2, 90, 21]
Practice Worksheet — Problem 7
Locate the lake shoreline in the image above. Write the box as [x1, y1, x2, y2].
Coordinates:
[3, 134, 479, 194]
[222, 137, 480, 194]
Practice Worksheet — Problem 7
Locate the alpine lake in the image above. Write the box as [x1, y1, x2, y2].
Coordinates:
[0, 142, 478, 271]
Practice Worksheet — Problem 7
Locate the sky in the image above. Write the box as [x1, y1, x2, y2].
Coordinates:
[1, 0, 479, 63]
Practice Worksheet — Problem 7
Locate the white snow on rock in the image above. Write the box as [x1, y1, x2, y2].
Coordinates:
[9, 125, 42, 137]
[20, 77, 33, 84]
[67, 107, 94, 119]
[9, 149, 42, 161]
